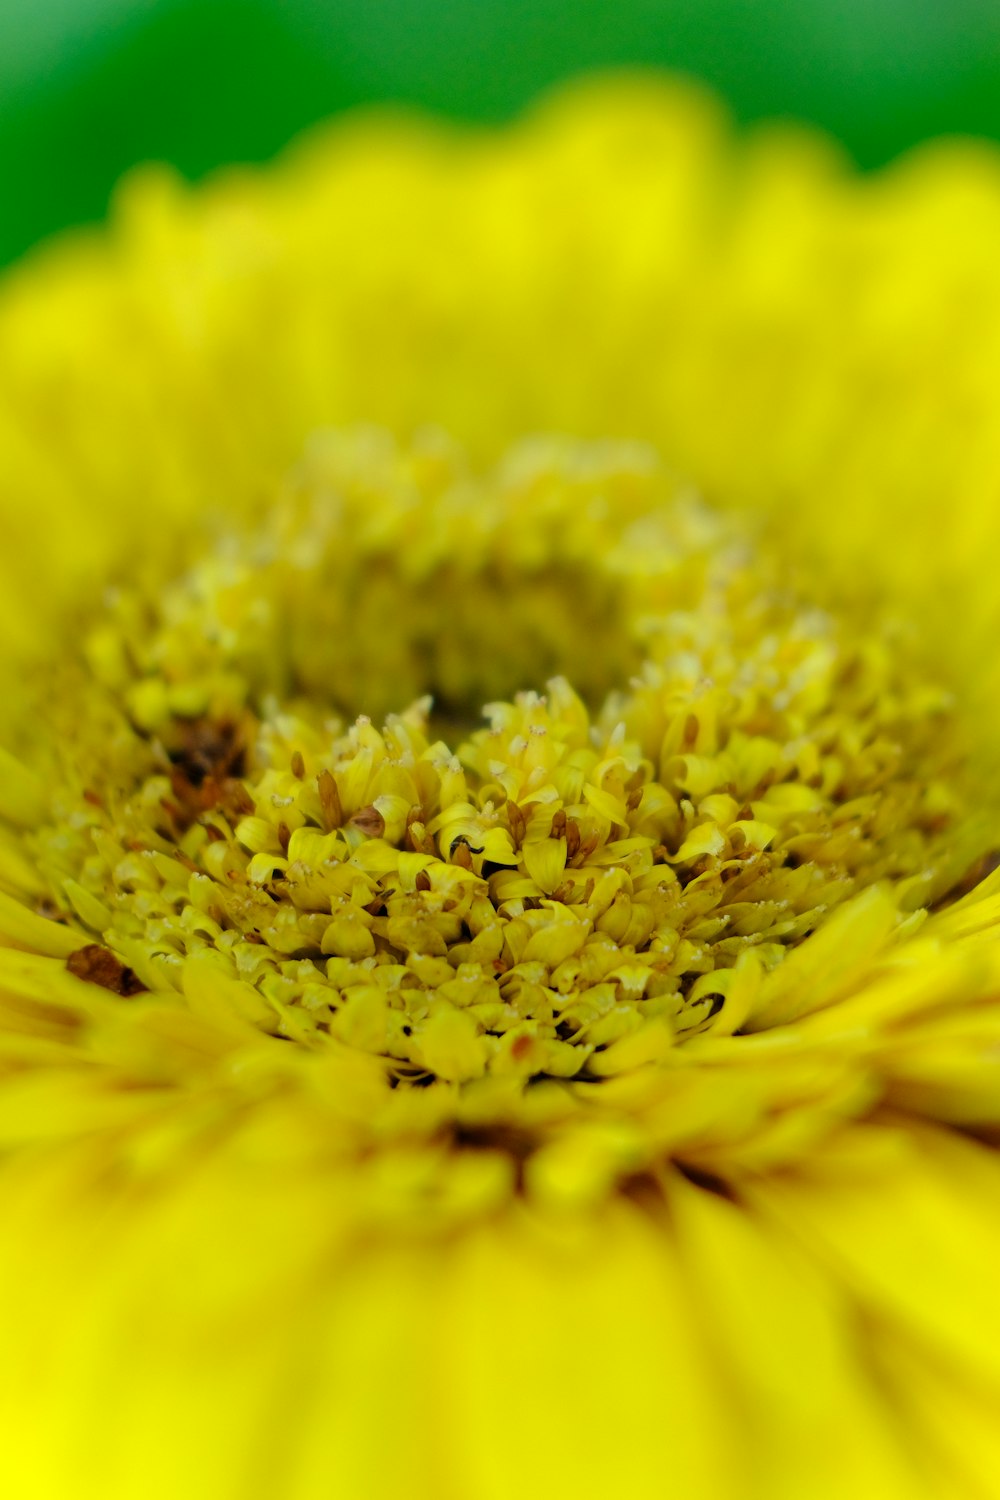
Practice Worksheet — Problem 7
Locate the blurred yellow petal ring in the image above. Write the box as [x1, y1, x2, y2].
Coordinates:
[0, 76, 999, 1500]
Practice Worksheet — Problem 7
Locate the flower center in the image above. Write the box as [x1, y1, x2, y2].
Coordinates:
[30, 431, 974, 1084]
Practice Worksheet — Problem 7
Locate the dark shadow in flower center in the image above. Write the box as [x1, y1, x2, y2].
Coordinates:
[282, 553, 642, 736]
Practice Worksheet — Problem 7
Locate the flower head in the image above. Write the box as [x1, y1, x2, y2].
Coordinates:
[1, 77, 1000, 1500]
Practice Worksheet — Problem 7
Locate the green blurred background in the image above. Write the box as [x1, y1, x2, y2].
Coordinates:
[3, 0, 1000, 267]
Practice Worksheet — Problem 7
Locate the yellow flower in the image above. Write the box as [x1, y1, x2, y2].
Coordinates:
[1, 76, 1000, 1500]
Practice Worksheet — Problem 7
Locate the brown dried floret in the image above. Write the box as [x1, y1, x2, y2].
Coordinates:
[66, 944, 147, 997]
[350, 805, 386, 839]
[317, 768, 342, 831]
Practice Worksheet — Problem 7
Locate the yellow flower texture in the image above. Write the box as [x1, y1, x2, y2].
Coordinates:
[1, 76, 1000, 1500]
